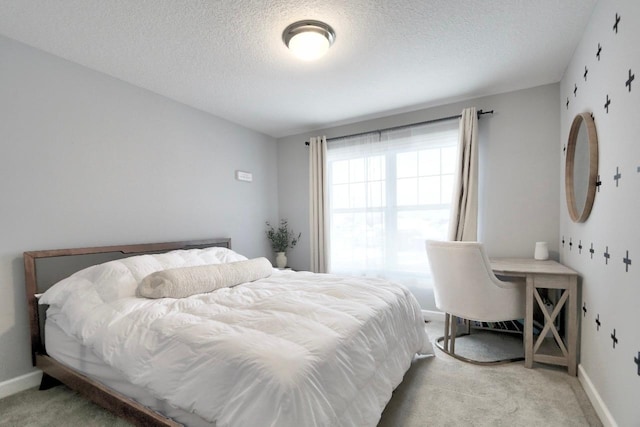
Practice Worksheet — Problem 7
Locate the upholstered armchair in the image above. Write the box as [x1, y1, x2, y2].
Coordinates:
[425, 240, 526, 364]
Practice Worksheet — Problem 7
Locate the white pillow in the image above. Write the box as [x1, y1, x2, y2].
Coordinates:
[137, 257, 273, 299]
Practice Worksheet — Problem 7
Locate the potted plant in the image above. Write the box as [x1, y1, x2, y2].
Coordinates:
[265, 219, 301, 268]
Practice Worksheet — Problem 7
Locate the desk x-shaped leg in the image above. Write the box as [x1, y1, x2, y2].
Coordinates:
[524, 273, 578, 376]
[533, 289, 569, 357]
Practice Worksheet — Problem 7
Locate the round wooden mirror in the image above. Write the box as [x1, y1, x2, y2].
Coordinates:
[565, 112, 598, 222]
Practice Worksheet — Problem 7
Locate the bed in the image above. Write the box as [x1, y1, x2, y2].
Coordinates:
[24, 238, 432, 426]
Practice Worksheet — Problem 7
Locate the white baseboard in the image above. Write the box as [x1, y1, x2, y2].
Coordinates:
[0, 370, 42, 400]
[422, 309, 445, 322]
[578, 364, 617, 427]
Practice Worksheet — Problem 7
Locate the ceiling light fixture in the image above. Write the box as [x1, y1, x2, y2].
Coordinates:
[282, 20, 336, 61]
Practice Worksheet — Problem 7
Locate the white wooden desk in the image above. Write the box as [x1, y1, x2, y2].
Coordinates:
[490, 258, 580, 376]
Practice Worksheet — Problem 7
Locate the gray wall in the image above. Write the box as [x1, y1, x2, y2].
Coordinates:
[559, 0, 639, 424]
[0, 35, 279, 384]
[277, 84, 560, 309]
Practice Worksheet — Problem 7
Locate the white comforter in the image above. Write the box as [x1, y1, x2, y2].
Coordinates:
[40, 248, 432, 427]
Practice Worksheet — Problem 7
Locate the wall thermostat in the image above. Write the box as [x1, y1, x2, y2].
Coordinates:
[235, 170, 253, 182]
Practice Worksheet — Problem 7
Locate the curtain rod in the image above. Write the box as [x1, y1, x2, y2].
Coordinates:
[304, 109, 493, 145]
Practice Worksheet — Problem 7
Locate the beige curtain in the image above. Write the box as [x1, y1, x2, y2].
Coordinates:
[309, 136, 328, 273]
[448, 107, 479, 241]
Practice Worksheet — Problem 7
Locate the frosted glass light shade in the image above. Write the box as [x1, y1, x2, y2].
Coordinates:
[283, 20, 335, 61]
[288, 32, 330, 61]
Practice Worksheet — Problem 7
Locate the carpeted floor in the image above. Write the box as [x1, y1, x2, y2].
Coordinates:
[378, 321, 601, 427]
[0, 320, 602, 427]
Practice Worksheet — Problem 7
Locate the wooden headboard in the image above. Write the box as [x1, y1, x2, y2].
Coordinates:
[24, 238, 232, 366]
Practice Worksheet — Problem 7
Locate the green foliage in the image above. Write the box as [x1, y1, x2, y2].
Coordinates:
[265, 219, 301, 253]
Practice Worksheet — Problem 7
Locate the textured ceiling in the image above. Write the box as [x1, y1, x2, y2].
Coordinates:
[0, 0, 597, 137]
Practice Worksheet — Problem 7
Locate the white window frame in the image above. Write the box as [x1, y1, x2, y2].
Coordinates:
[327, 120, 459, 286]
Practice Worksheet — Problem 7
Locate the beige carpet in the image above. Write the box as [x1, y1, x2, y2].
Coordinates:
[379, 321, 601, 427]
[0, 320, 601, 427]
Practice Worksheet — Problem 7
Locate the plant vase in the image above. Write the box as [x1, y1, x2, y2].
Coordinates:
[275, 252, 287, 269]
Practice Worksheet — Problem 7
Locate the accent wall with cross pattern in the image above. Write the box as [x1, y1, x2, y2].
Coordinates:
[560, 0, 639, 425]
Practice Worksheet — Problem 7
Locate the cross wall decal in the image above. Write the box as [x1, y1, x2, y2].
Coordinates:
[626, 69, 635, 92]
[623, 250, 632, 272]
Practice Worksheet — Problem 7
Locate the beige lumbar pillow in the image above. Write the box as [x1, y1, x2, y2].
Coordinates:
[138, 257, 273, 299]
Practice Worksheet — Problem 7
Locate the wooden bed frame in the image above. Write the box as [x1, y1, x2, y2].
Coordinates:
[24, 238, 232, 427]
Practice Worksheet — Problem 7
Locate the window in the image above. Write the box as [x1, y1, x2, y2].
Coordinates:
[327, 120, 459, 288]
